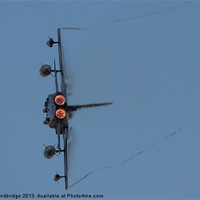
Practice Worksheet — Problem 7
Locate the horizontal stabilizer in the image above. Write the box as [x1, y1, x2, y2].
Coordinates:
[67, 102, 112, 112]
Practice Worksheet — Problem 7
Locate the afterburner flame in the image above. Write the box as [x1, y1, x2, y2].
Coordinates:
[55, 95, 66, 105]
[55, 109, 66, 119]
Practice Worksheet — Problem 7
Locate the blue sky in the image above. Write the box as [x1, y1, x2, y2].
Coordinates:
[0, 1, 200, 199]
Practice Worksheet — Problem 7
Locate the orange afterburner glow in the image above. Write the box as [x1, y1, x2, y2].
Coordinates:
[55, 95, 66, 106]
[55, 109, 66, 119]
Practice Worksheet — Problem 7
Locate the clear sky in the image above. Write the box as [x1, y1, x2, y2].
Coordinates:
[0, 1, 200, 199]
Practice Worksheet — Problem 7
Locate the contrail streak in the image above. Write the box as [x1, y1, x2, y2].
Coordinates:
[65, 0, 192, 189]
[61, 1, 190, 31]
[68, 172, 92, 189]
[68, 120, 197, 189]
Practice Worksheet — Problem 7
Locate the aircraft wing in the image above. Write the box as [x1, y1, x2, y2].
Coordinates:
[57, 28, 68, 98]
[63, 127, 68, 190]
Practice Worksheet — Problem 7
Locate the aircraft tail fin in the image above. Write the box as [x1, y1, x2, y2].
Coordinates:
[67, 102, 112, 112]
